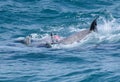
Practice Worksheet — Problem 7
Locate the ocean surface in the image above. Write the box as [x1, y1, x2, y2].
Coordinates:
[0, 0, 120, 82]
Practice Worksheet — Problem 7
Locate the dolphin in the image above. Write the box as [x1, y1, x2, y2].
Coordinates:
[58, 17, 98, 45]
[14, 17, 98, 48]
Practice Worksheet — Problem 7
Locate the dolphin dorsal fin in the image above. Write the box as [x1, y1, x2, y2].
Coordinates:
[89, 16, 99, 32]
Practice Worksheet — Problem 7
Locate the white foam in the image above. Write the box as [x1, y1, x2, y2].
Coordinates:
[97, 16, 120, 43]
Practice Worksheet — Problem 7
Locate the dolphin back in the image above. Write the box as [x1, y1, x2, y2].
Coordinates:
[59, 30, 90, 44]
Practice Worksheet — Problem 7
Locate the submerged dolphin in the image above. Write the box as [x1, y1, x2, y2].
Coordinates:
[59, 17, 98, 45]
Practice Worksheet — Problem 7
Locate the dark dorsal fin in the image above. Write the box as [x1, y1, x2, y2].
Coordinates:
[89, 16, 99, 32]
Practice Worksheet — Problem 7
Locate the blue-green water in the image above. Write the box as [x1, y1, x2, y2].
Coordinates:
[0, 0, 120, 82]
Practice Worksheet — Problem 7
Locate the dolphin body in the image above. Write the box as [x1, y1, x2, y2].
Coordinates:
[58, 17, 98, 45]
[14, 17, 98, 48]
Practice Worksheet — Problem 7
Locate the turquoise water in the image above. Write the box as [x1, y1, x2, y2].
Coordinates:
[0, 0, 120, 82]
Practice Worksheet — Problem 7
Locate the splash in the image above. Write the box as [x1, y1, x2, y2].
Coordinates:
[97, 16, 120, 43]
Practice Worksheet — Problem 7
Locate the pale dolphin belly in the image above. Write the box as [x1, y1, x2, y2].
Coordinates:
[59, 29, 90, 44]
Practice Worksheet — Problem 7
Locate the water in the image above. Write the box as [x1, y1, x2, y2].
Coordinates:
[0, 0, 120, 82]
